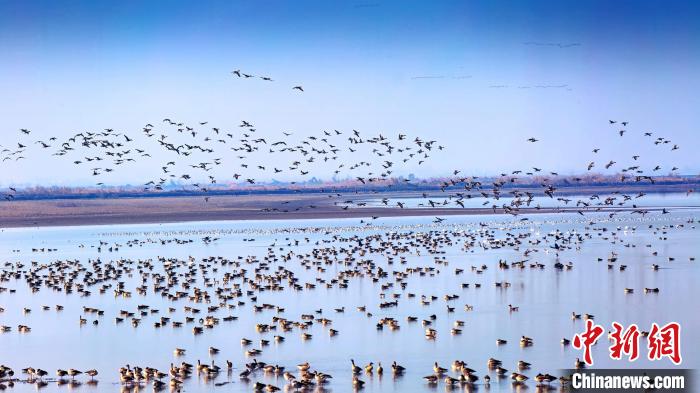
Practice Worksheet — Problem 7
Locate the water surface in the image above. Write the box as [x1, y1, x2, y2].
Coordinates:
[0, 204, 698, 392]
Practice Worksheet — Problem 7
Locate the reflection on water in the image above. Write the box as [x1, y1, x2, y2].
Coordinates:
[0, 206, 698, 392]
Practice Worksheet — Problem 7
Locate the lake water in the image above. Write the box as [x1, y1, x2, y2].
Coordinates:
[0, 201, 698, 392]
[351, 192, 700, 210]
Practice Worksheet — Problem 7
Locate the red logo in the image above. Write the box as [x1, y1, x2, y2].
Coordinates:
[648, 322, 682, 365]
[572, 319, 604, 365]
[574, 321, 682, 365]
[609, 322, 640, 361]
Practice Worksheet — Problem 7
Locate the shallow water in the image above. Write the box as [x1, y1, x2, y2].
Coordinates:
[354, 192, 700, 210]
[0, 205, 698, 392]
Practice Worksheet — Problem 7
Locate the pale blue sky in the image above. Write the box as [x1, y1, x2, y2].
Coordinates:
[0, 0, 698, 186]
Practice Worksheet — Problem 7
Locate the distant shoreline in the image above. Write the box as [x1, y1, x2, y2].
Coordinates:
[4, 178, 697, 202]
[0, 192, 691, 229]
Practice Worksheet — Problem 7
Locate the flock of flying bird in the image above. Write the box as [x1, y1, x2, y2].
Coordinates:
[0, 66, 688, 214]
[2, 114, 441, 211]
[230, 68, 305, 92]
[0, 115, 688, 221]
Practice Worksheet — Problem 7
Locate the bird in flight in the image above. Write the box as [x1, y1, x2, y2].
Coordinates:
[293, 86, 304, 92]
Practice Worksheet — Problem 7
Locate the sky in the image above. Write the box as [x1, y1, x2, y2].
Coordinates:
[0, 0, 698, 186]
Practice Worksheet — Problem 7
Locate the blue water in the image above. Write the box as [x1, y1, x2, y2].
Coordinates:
[0, 206, 698, 392]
